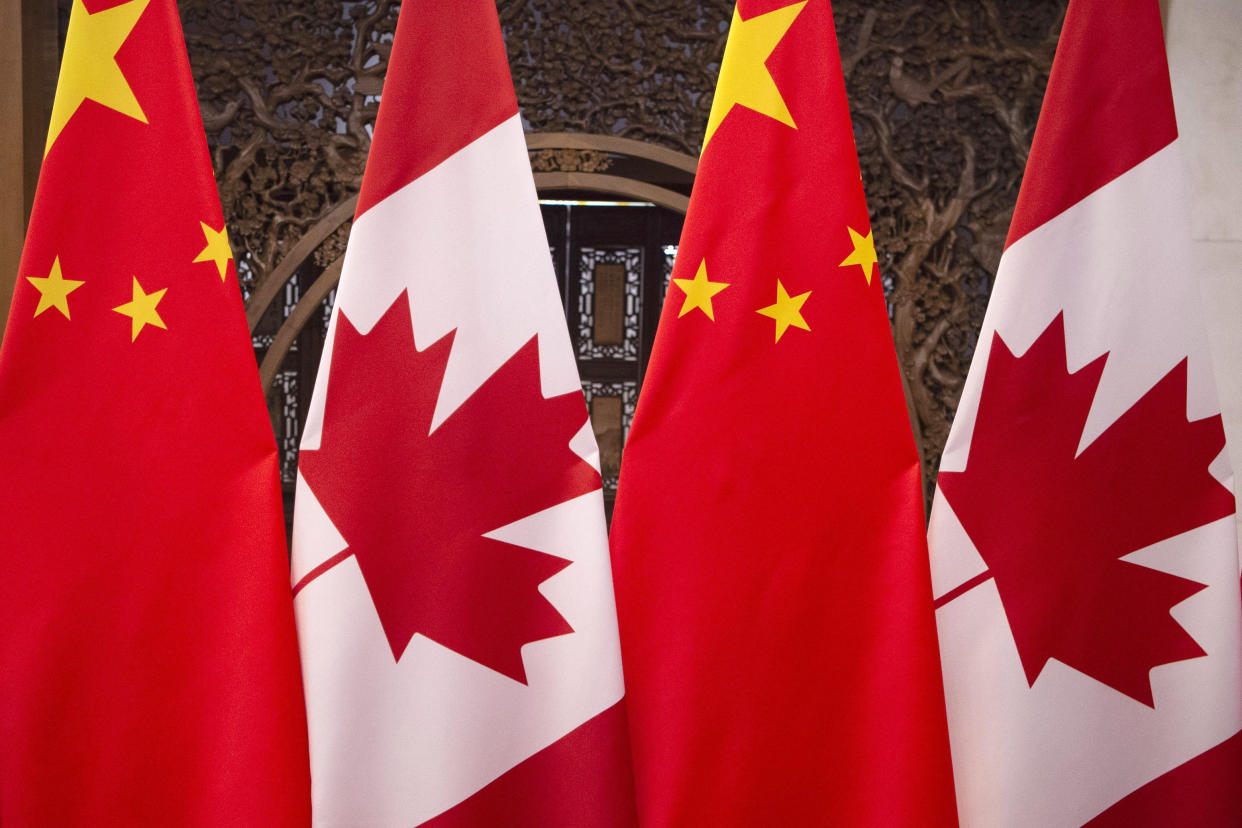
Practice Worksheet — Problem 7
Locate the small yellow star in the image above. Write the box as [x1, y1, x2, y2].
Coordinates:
[703, 1, 807, 149]
[113, 277, 167, 341]
[756, 279, 811, 342]
[46, 0, 151, 154]
[26, 256, 85, 319]
[672, 259, 729, 320]
[193, 221, 234, 281]
[839, 226, 878, 284]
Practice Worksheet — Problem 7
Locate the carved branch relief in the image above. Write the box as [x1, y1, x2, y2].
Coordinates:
[839, 1, 1063, 493]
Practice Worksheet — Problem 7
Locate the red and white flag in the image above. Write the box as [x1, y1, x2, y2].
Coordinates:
[928, 0, 1242, 824]
[290, 2, 635, 825]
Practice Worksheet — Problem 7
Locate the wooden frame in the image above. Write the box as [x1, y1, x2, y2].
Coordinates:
[0, 0, 59, 338]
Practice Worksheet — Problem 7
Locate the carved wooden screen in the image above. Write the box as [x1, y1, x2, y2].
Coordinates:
[180, 0, 1065, 515]
[541, 202, 684, 515]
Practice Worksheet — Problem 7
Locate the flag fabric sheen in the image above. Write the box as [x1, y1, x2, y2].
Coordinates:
[928, 0, 1242, 824]
[0, 0, 310, 824]
[290, 2, 636, 825]
[608, 0, 958, 824]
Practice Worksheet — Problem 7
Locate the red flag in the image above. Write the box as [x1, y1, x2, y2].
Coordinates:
[0, 0, 310, 824]
[289, 2, 636, 824]
[608, 1, 957, 824]
[928, 0, 1242, 823]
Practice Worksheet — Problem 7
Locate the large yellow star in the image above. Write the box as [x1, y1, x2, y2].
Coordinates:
[672, 259, 729, 320]
[193, 221, 234, 281]
[113, 277, 167, 341]
[756, 279, 811, 342]
[46, 0, 151, 154]
[702, 1, 807, 149]
[26, 256, 85, 320]
[839, 226, 878, 284]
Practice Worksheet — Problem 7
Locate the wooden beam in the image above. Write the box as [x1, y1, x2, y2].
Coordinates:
[24, 0, 58, 222]
[0, 3, 26, 330]
[0, 0, 58, 338]
[525, 132, 699, 175]
[532, 171, 691, 214]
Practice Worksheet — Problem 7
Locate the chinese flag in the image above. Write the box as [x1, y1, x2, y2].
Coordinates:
[608, 1, 957, 824]
[289, 1, 635, 824]
[0, 0, 310, 824]
[928, 0, 1242, 824]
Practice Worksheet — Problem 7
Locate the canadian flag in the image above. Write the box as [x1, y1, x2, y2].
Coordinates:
[289, 2, 635, 825]
[928, 0, 1242, 824]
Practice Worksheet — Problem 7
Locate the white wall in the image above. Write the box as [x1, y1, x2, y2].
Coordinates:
[1164, 0, 1242, 544]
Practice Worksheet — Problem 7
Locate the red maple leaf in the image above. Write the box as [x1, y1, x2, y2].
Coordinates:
[298, 291, 600, 683]
[938, 314, 1234, 706]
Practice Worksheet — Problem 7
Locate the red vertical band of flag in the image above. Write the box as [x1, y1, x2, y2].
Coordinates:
[609, 0, 958, 824]
[354, 0, 518, 218]
[0, 0, 310, 824]
[1003, 0, 1177, 248]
